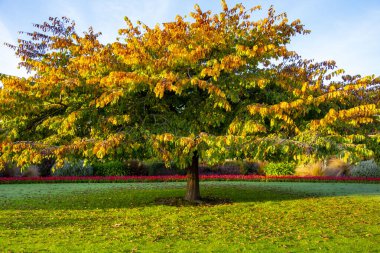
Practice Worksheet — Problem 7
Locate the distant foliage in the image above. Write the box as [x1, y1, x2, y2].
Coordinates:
[199, 162, 241, 175]
[52, 160, 93, 177]
[202, 160, 265, 175]
[92, 161, 129, 176]
[238, 161, 263, 175]
[295, 162, 324, 177]
[324, 158, 351, 177]
[143, 160, 185, 176]
[350, 160, 380, 177]
[295, 158, 350, 177]
[127, 160, 149, 176]
[263, 162, 295, 176]
[0, 163, 21, 177]
[22, 165, 40, 177]
[38, 158, 55, 177]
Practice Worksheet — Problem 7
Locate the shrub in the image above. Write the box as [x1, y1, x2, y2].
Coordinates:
[218, 160, 264, 175]
[38, 158, 55, 177]
[199, 160, 266, 175]
[324, 158, 350, 177]
[199, 164, 218, 175]
[52, 160, 93, 176]
[296, 158, 351, 177]
[295, 162, 324, 176]
[199, 164, 239, 175]
[143, 160, 186, 176]
[143, 160, 164, 176]
[218, 160, 242, 175]
[143, 160, 265, 176]
[256, 161, 268, 175]
[263, 162, 295, 176]
[218, 160, 241, 174]
[22, 165, 40, 177]
[93, 160, 149, 176]
[127, 160, 148, 176]
[350, 160, 380, 177]
[92, 161, 129, 176]
[1, 163, 22, 177]
[239, 161, 262, 175]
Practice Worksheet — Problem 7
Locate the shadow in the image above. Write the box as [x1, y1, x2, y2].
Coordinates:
[1, 181, 379, 211]
[1, 181, 379, 231]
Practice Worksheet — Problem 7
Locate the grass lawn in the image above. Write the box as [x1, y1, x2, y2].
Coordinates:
[0, 181, 379, 252]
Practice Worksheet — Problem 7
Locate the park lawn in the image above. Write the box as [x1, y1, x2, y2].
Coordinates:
[0, 182, 379, 252]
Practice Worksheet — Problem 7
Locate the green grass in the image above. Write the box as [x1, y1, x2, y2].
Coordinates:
[0, 182, 379, 252]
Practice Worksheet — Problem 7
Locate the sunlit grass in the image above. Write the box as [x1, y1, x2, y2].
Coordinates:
[0, 182, 379, 252]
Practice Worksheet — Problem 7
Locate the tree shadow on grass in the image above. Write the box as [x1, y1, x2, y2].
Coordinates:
[0, 181, 379, 211]
[1, 182, 380, 232]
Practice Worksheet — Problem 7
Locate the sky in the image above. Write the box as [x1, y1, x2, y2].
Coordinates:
[0, 0, 379, 78]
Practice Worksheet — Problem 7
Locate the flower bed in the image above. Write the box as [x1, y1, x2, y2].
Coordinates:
[0, 175, 379, 184]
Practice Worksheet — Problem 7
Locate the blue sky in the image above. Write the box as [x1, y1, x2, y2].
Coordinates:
[0, 0, 379, 78]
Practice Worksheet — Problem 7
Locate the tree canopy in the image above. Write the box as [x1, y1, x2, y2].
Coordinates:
[1, 1, 379, 200]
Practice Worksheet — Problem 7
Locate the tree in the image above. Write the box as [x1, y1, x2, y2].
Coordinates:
[1, 2, 379, 201]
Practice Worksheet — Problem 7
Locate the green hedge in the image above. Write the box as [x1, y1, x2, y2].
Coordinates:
[92, 160, 149, 176]
[143, 160, 186, 176]
[264, 162, 295, 176]
[93, 161, 130, 176]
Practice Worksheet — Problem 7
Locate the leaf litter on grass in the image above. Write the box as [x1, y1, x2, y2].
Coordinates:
[0, 181, 379, 252]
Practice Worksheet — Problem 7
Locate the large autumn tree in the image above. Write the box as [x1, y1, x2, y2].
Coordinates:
[1, 2, 379, 201]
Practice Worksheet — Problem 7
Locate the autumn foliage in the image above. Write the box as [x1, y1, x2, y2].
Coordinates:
[0, 1, 379, 199]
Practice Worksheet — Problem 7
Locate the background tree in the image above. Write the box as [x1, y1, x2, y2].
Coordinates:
[1, 1, 379, 201]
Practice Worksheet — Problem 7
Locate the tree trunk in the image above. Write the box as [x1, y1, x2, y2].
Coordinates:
[185, 151, 201, 202]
